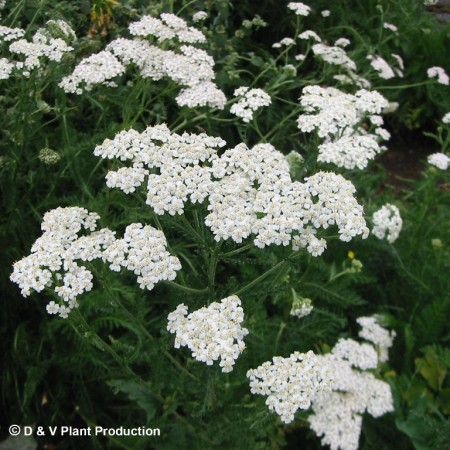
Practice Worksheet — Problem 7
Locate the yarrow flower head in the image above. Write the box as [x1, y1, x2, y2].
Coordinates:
[272, 37, 295, 48]
[248, 317, 395, 444]
[427, 66, 449, 85]
[367, 54, 395, 79]
[297, 86, 389, 169]
[192, 11, 208, 22]
[102, 223, 181, 290]
[38, 148, 60, 165]
[356, 316, 396, 363]
[230, 87, 271, 123]
[6, 23, 74, 77]
[287, 2, 311, 16]
[290, 292, 313, 318]
[167, 295, 249, 372]
[312, 43, 356, 72]
[0, 57, 14, 79]
[10, 207, 115, 318]
[442, 112, 450, 124]
[59, 13, 226, 109]
[58, 50, 125, 93]
[371, 204, 402, 243]
[129, 13, 206, 43]
[247, 351, 332, 423]
[10, 207, 182, 317]
[308, 318, 395, 450]
[427, 152, 450, 170]
[0, 25, 25, 43]
[298, 30, 321, 42]
[95, 125, 370, 256]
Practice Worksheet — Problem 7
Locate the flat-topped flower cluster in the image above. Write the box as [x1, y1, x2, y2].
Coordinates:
[247, 350, 332, 423]
[297, 86, 390, 169]
[10, 207, 181, 318]
[371, 204, 403, 244]
[230, 87, 271, 123]
[0, 20, 75, 78]
[248, 315, 395, 450]
[167, 295, 249, 373]
[59, 13, 226, 109]
[95, 124, 370, 255]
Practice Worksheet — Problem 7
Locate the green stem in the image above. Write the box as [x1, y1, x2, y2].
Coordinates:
[90, 267, 200, 380]
[163, 280, 208, 294]
[235, 258, 290, 296]
[274, 322, 287, 355]
[376, 80, 434, 91]
[390, 246, 432, 293]
[207, 241, 223, 303]
[219, 243, 253, 258]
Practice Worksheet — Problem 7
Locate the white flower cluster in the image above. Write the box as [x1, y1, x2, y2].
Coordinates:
[11, 206, 182, 317]
[356, 316, 396, 363]
[0, 25, 25, 43]
[443, 112, 450, 124]
[287, 2, 311, 16]
[167, 295, 249, 373]
[59, 14, 225, 108]
[301, 35, 372, 89]
[192, 11, 208, 23]
[312, 43, 356, 72]
[93, 123, 225, 214]
[309, 366, 393, 450]
[0, 56, 13, 79]
[427, 152, 450, 170]
[10, 207, 115, 318]
[129, 13, 205, 44]
[59, 50, 125, 93]
[298, 30, 321, 42]
[230, 87, 271, 122]
[95, 125, 370, 256]
[102, 223, 181, 290]
[248, 318, 394, 437]
[367, 54, 404, 80]
[331, 338, 379, 370]
[38, 148, 60, 165]
[383, 22, 398, 33]
[371, 203, 402, 244]
[297, 86, 390, 169]
[290, 295, 313, 318]
[308, 320, 395, 450]
[45, 20, 77, 43]
[317, 134, 383, 170]
[272, 37, 295, 48]
[0, 22, 74, 78]
[427, 66, 449, 85]
[247, 351, 332, 423]
[334, 38, 350, 48]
